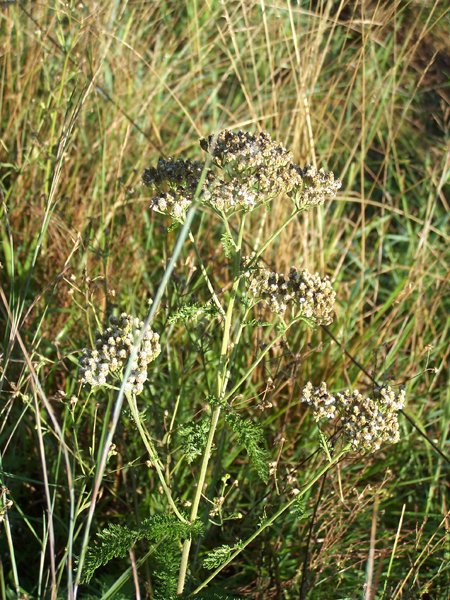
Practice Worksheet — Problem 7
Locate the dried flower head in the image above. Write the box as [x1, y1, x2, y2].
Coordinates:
[336, 388, 402, 453]
[143, 130, 341, 217]
[301, 381, 337, 420]
[300, 382, 405, 453]
[200, 130, 306, 209]
[292, 165, 342, 208]
[200, 177, 257, 210]
[247, 264, 336, 325]
[143, 157, 211, 220]
[79, 313, 161, 395]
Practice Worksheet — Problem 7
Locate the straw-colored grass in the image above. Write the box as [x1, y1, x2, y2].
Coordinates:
[1, 1, 448, 598]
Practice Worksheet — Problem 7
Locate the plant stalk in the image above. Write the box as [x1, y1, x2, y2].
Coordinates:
[191, 445, 349, 596]
[177, 214, 246, 594]
[126, 392, 187, 523]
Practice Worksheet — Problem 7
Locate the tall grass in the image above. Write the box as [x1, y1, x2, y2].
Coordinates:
[1, 1, 448, 598]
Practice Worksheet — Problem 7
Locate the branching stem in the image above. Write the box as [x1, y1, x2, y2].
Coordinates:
[126, 392, 187, 523]
[177, 214, 246, 594]
[191, 445, 350, 596]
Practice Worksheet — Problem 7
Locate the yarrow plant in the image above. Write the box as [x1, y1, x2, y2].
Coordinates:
[143, 129, 340, 217]
[76, 129, 406, 597]
[245, 264, 336, 324]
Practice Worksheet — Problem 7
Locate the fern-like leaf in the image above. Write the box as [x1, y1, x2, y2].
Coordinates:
[82, 515, 203, 584]
[225, 411, 270, 483]
[168, 301, 216, 325]
[220, 232, 236, 258]
[178, 417, 210, 463]
[82, 523, 140, 583]
[202, 542, 243, 570]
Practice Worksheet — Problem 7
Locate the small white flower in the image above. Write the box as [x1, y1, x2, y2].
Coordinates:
[79, 313, 161, 396]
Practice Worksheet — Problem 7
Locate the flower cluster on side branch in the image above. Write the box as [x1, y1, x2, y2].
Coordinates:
[301, 382, 406, 453]
[245, 264, 336, 325]
[79, 313, 161, 395]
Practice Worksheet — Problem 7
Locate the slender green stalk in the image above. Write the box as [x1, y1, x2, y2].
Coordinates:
[100, 546, 155, 600]
[188, 231, 225, 317]
[250, 208, 302, 264]
[223, 315, 303, 404]
[126, 392, 187, 523]
[177, 215, 246, 595]
[0, 483, 20, 596]
[191, 445, 350, 596]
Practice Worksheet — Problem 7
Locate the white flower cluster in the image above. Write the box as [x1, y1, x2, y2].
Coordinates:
[301, 381, 337, 420]
[201, 177, 257, 210]
[142, 130, 341, 218]
[79, 313, 161, 395]
[292, 165, 342, 208]
[149, 191, 192, 221]
[200, 130, 304, 207]
[377, 385, 406, 411]
[246, 265, 336, 325]
[300, 382, 405, 453]
[143, 157, 211, 221]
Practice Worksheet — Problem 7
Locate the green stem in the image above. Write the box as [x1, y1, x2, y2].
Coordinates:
[126, 392, 187, 523]
[188, 231, 225, 317]
[222, 315, 302, 405]
[177, 214, 246, 595]
[191, 446, 350, 596]
[250, 209, 301, 264]
[0, 484, 20, 596]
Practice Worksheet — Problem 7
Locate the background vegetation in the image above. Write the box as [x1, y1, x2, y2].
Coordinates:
[0, 1, 448, 598]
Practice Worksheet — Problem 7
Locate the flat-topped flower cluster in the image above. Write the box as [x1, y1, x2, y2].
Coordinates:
[79, 313, 161, 395]
[246, 264, 336, 325]
[301, 382, 406, 453]
[143, 130, 341, 219]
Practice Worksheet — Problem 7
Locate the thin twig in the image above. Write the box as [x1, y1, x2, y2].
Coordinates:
[299, 471, 328, 599]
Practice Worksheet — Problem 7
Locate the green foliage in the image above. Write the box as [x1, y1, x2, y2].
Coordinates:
[242, 318, 272, 327]
[317, 428, 333, 462]
[291, 495, 309, 520]
[225, 410, 270, 483]
[178, 415, 211, 463]
[82, 515, 202, 584]
[168, 301, 217, 325]
[82, 524, 139, 584]
[203, 542, 243, 570]
[220, 232, 235, 258]
[150, 540, 182, 599]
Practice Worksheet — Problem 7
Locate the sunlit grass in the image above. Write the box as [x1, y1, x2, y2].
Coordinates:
[0, 1, 448, 598]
